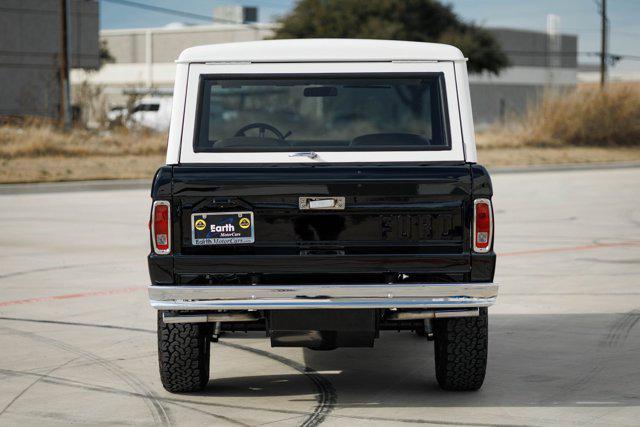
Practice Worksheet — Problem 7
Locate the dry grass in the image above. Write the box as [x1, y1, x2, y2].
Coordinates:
[477, 83, 640, 149]
[0, 121, 166, 160]
[0, 121, 168, 183]
[0, 155, 165, 183]
[2, 85, 640, 184]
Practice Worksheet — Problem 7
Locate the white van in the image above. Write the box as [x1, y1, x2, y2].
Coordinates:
[128, 96, 172, 132]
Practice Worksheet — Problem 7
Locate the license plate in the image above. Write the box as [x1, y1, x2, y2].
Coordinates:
[191, 211, 254, 245]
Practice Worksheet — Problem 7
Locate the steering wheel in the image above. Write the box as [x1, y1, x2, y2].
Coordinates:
[234, 122, 287, 140]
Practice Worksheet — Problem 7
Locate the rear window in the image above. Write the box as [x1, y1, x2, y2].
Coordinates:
[194, 74, 450, 152]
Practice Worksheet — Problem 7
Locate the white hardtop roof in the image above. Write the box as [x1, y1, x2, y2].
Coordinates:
[177, 39, 465, 63]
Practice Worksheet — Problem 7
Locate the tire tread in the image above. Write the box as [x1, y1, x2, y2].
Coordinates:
[157, 312, 210, 393]
[434, 308, 488, 391]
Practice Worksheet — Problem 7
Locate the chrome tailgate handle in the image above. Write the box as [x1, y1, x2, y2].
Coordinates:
[299, 196, 345, 210]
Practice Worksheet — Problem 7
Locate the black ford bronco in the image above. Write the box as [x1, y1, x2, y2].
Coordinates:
[148, 39, 497, 393]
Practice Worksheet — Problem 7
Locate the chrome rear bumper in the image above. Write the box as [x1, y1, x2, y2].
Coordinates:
[148, 282, 498, 311]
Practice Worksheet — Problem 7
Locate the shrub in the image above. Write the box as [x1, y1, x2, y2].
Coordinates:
[511, 84, 640, 147]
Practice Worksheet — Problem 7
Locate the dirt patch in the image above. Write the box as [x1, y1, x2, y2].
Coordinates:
[477, 146, 640, 167]
[2, 148, 639, 184]
[0, 155, 165, 183]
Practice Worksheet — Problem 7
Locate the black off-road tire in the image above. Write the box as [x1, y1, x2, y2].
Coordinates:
[433, 308, 488, 391]
[157, 312, 211, 393]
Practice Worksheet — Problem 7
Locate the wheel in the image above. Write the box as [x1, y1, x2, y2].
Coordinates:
[433, 308, 488, 391]
[157, 312, 211, 393]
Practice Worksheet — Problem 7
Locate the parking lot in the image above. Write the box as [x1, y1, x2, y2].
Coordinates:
[1, 166, 639, 426]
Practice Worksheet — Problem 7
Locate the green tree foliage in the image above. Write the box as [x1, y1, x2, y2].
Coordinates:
[99, 40, 115, 68]
[273, 0, 508, 74]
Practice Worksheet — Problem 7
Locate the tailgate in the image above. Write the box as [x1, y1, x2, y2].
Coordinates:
[170, 164, 472, 283]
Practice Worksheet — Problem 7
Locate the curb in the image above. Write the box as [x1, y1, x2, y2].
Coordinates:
[489, 161, 640, 175]
[0, 179, 149, 195]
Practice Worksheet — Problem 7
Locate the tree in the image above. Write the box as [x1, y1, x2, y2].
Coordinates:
[99, 40, 115, 68]
[273, 0, 508, 74]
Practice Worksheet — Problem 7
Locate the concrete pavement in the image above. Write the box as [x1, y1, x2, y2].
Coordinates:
[0, 167, 639, 426]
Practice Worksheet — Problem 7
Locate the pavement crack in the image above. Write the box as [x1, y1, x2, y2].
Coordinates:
[0, 317, 541, 427]
[220, 341, 337, 427]
[0, 316, 338, 426]
[0, 368, 250, 426]
[0, 262, 124, 280]
[0, 324, 173, 427]
[601, 309, 640, 348]
[0, 357, 79, 417]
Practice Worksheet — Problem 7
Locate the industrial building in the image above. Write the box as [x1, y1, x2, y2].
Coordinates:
[1, 0, 99, 119]
[83, 22, 276, 90]
[578, 63, 640, 83]
[468, 27, 577, 124]
[71, 9, 577, 126]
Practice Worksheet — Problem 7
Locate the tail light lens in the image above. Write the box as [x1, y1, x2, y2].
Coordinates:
[473, 198, 493, 253]
[151, 200, 171, 255]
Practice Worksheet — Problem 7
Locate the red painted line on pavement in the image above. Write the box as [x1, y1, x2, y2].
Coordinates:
[0, 286, 144, 307]
[500, 241, 640, 257]
[1, 241, 638, 307]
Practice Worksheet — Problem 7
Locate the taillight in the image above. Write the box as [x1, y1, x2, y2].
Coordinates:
[473, 198, 493, 253]
[151, 200, 171, 255]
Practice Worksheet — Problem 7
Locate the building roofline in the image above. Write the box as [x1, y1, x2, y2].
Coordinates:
[485, 26, 578, 38]
[100, 22, 277, 36]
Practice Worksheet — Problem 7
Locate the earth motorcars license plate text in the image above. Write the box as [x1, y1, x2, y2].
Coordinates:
[191, 211, 254, 245]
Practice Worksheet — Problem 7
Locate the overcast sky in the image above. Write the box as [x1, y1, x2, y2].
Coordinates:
[100, 0, 640, 70]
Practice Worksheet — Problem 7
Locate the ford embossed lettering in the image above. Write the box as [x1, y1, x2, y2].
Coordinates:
[147, 39, 497, 394]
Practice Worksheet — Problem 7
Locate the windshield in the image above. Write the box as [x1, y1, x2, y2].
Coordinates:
[194, 74, 450, 152]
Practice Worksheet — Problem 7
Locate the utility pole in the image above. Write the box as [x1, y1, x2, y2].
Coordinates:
[65, 0, 73, 128]
[58, 0, 72, 128]
[599, 0, 607, 88]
